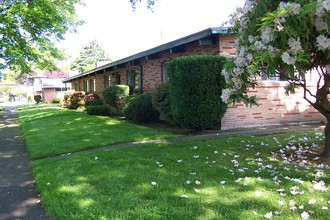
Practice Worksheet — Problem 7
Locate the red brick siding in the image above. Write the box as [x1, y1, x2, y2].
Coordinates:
[43, 89, 66, 102]
[221, 82, 325, 129]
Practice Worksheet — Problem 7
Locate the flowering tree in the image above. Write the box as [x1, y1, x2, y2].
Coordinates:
[221, 0, 330, 157]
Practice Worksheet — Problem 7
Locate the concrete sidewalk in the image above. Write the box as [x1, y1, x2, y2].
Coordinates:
[0, 104, 50, 220]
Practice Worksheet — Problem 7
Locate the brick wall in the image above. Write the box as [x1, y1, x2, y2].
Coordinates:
[219, 34, 236, 56]
[43, 89, 66, 102]
[221, 81, 325, 129]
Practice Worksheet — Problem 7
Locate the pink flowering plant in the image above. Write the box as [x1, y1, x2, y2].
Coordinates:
[222, 0, 330, 157]
[63, 91, 85, 109]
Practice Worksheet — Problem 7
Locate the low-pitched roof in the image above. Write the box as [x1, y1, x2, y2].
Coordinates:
[63, 27, 229, 83]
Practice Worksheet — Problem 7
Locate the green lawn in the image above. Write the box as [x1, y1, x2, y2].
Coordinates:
[31, 130, 330, 219]
[18, 104, 180, 159]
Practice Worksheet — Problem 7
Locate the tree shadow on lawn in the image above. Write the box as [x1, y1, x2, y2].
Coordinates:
[31, 141, 330, 220]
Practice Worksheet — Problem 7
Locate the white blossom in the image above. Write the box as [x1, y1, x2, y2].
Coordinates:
[316, 35, 330, 50]
[248, 35, 257, 43]
[312, 181, 328, 191]
[254, 40, 266, 50]
[301, 211, 310, 220]
[308, 199, 316, 205]
[288, 37, 302, 53]
[281, 52, 296, 65]
[322, 0, 330, 11]
[315, 17, 328, 31]
[261, 26, 274, 44]
[264, 211, 272, 219]
[221, 88, 232, 103]
[278, 2, 301, 16]
[151, 181, 157, 186]
[240, 16, 250, 28]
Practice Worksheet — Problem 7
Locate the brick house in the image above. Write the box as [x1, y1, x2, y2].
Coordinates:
[28, 72, 71, 102]
[63, 27, 325, 129]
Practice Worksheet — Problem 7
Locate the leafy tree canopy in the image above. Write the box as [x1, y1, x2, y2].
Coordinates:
[0, 0, 83, 74]
[222, 0, 330, 157]
[70, 40, 109, 73]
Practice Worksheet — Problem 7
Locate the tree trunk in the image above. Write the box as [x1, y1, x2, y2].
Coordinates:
[323, 121, 330, 158]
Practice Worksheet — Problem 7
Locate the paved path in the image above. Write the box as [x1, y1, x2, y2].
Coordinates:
[0, 104, 50, 220]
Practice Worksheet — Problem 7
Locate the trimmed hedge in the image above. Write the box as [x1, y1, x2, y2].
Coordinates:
[86, 105, 115, 116]
[123, 93, 159, 123]
[151, 83, 176, 125]
[168, 55, 228, 130]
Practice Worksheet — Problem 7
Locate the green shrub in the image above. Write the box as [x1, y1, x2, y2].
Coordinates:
[52, 98, 61, 103]
[34, 95, 42, 104]
[168, 55, 228, 130]
[152, 83, 176, 125]
[86, 105, 115, 116]
[123, 93, 159, 123]
[85, 99, 103, 106]
[103, 85, 130, 114]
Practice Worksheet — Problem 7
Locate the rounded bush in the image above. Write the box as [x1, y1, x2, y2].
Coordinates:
[123, 93, 159, 123]
[151, 83, 176, 125]
[52, 98, 61, 103]
[103, 85, 129, 107]
[34, 95, 42, 104]
[168, 55, 228, 130]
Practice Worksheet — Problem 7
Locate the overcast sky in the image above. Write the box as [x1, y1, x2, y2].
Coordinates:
[58, 0, 245, 62]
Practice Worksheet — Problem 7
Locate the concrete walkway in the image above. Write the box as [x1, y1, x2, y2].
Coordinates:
[0, 104, 50, 220]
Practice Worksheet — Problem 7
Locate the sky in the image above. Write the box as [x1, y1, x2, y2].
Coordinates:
[58, 0, 246, 62]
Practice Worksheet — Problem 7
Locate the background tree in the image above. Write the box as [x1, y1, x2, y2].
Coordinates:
[0, 0, 83, 74]
[222, 0, 330, 157]
[129, 0, 157, 10]
[70, 40, 108, 73]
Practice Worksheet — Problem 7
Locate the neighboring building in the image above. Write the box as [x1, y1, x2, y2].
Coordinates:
[28, 72, 71, 102]
[63, 27, 325, 129]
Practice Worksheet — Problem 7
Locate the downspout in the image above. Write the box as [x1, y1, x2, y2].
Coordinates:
[139, 65, 143, 94]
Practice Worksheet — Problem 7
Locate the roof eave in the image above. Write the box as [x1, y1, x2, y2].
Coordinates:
[63, 27, 229, 83]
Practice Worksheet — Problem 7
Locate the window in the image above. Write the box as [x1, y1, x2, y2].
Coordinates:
[84, 80, 89, 93]
[104, 75, 111, 87]
[161, 62, 169, 83]
[75, 82, 80, 91]
[115, 73, 121, 84]
[127, 70, 139, 89]
[262, 69, 288, 81]
[90, 79, 96, 92]
[55, 88, 68, 92]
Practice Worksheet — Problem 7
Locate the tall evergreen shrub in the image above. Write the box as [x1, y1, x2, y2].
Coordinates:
[168, 55, 228, 130]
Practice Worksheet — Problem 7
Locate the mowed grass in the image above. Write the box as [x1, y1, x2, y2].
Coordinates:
[32, 131, 330, 220]
[18, 104, 180, 159]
